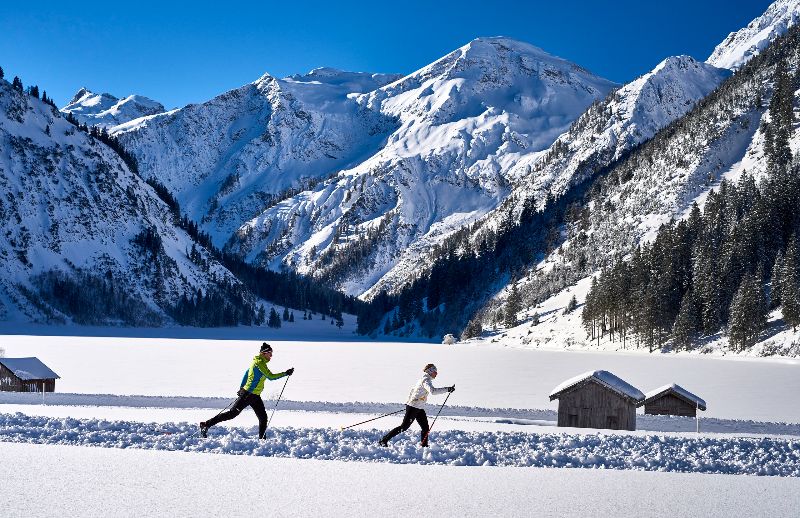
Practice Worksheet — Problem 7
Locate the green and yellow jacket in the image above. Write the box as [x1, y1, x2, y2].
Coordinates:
[240, 355, 286, 395]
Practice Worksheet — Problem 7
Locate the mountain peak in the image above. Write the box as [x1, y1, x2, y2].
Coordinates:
[69, 87, 107, 104]
[707, 0, 800, 70]
[462, 36, 549, 57]
[649, 55, 729, 80]
[61, 88, 164, 128]
[655, 55, 699, 69]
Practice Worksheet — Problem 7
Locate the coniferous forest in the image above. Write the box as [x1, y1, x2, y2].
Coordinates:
[582, 59, 800, 352]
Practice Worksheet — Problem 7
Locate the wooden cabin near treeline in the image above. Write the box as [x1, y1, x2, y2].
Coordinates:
[640, 384, 707, 417]
[549, 370, 644, 431]
[0, 357, 60, 392]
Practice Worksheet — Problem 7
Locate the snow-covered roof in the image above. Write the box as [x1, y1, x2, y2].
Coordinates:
[0, 357, 60, 380]
[549, 370, 644, 402]
[642, 384, 707, 411]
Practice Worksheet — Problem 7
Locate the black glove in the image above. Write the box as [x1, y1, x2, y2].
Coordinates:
[237, 388, 247, 397]
[447, 385, 455, 393]
[285, 367, 295, 376]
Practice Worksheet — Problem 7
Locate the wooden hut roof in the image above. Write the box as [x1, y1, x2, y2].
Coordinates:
[641, 384, 706, 411]
[549, 370, 644, 403]
[0, 357, 60, 381]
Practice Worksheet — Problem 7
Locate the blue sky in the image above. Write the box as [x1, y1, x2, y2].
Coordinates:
[0, 0, 774, 109]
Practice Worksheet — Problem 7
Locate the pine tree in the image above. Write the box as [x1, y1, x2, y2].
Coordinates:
[12, 76, 22, 91]
[728, 273, 767, 351]
[268, 307, 281, 328]
[694, 243, 722, 335]
[770, 252, 784, 308]
[461, 317, 482, 340]
[781, 237, 800, 330]
[671, 290, 700, 350]
[504, 284, 522, 328]
[582, 277, 598, 340]
[0, 66, 4, 80]
[563, 295, 578, 315]
[289, 311, 295, 323]
[767, 61, 794, 172]
[282, 307, 289, 321]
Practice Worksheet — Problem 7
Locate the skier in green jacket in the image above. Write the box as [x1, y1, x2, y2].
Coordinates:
[200, 342, 293, 439]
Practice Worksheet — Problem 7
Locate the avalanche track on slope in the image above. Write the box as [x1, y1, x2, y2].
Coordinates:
[1, 413, 798, 476]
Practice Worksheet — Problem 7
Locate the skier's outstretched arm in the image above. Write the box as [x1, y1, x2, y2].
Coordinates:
[424, 377, 450, 396]
[261, 363, 291, 380]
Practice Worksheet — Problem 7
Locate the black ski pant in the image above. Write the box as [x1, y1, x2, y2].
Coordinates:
[381, 405, 429, 446]
[205, 392, 268, 438]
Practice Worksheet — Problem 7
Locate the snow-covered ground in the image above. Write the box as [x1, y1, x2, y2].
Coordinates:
[1, 332, 798, 516]
[4, 442, 798, 518]
[3, 332, 799, 421]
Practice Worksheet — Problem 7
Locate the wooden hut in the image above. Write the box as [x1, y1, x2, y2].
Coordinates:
[0, 357, 60, 392]
[549, 370, 644, 431]
[639, 384, 706, 417]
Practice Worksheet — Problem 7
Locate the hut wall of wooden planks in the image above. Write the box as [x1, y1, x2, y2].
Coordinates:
[549, 370, 645, 431]
[644, 393, 697, 417]
[554, 381, 637, 430]
[640, 384, 706, 417]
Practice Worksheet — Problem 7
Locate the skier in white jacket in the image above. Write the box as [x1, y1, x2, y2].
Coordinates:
[379, 363, 454, 447]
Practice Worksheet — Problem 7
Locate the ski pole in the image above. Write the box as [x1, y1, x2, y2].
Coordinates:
[422, 391, 452, 444]
[264, 375, 290, 434]
[339, 409, 405, 431]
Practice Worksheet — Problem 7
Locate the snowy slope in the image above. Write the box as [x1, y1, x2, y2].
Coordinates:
[708, 0, 800, 70]
[228, 38, 617, 295]
[113, 68, 402, 245]
[366, 56, 729, 299]
[506, 56, 730, 210]
[60, 87, 165, 128]
[0, 80, 244, 324]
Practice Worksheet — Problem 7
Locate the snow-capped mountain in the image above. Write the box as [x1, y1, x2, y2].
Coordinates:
[480, 18, 800, 349]
[365, 55, 729, 300]
[226, 37, 617, 295]
[0, 79, 244, 324]
[60, 88, 165, 128]
[113, 68, 402, 245]
[707, 0, 800, 70]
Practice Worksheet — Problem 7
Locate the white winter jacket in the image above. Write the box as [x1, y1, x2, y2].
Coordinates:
[406, 373, 449, 409]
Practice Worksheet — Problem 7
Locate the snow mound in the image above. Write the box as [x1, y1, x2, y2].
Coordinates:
[1, 413, 798, 476]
